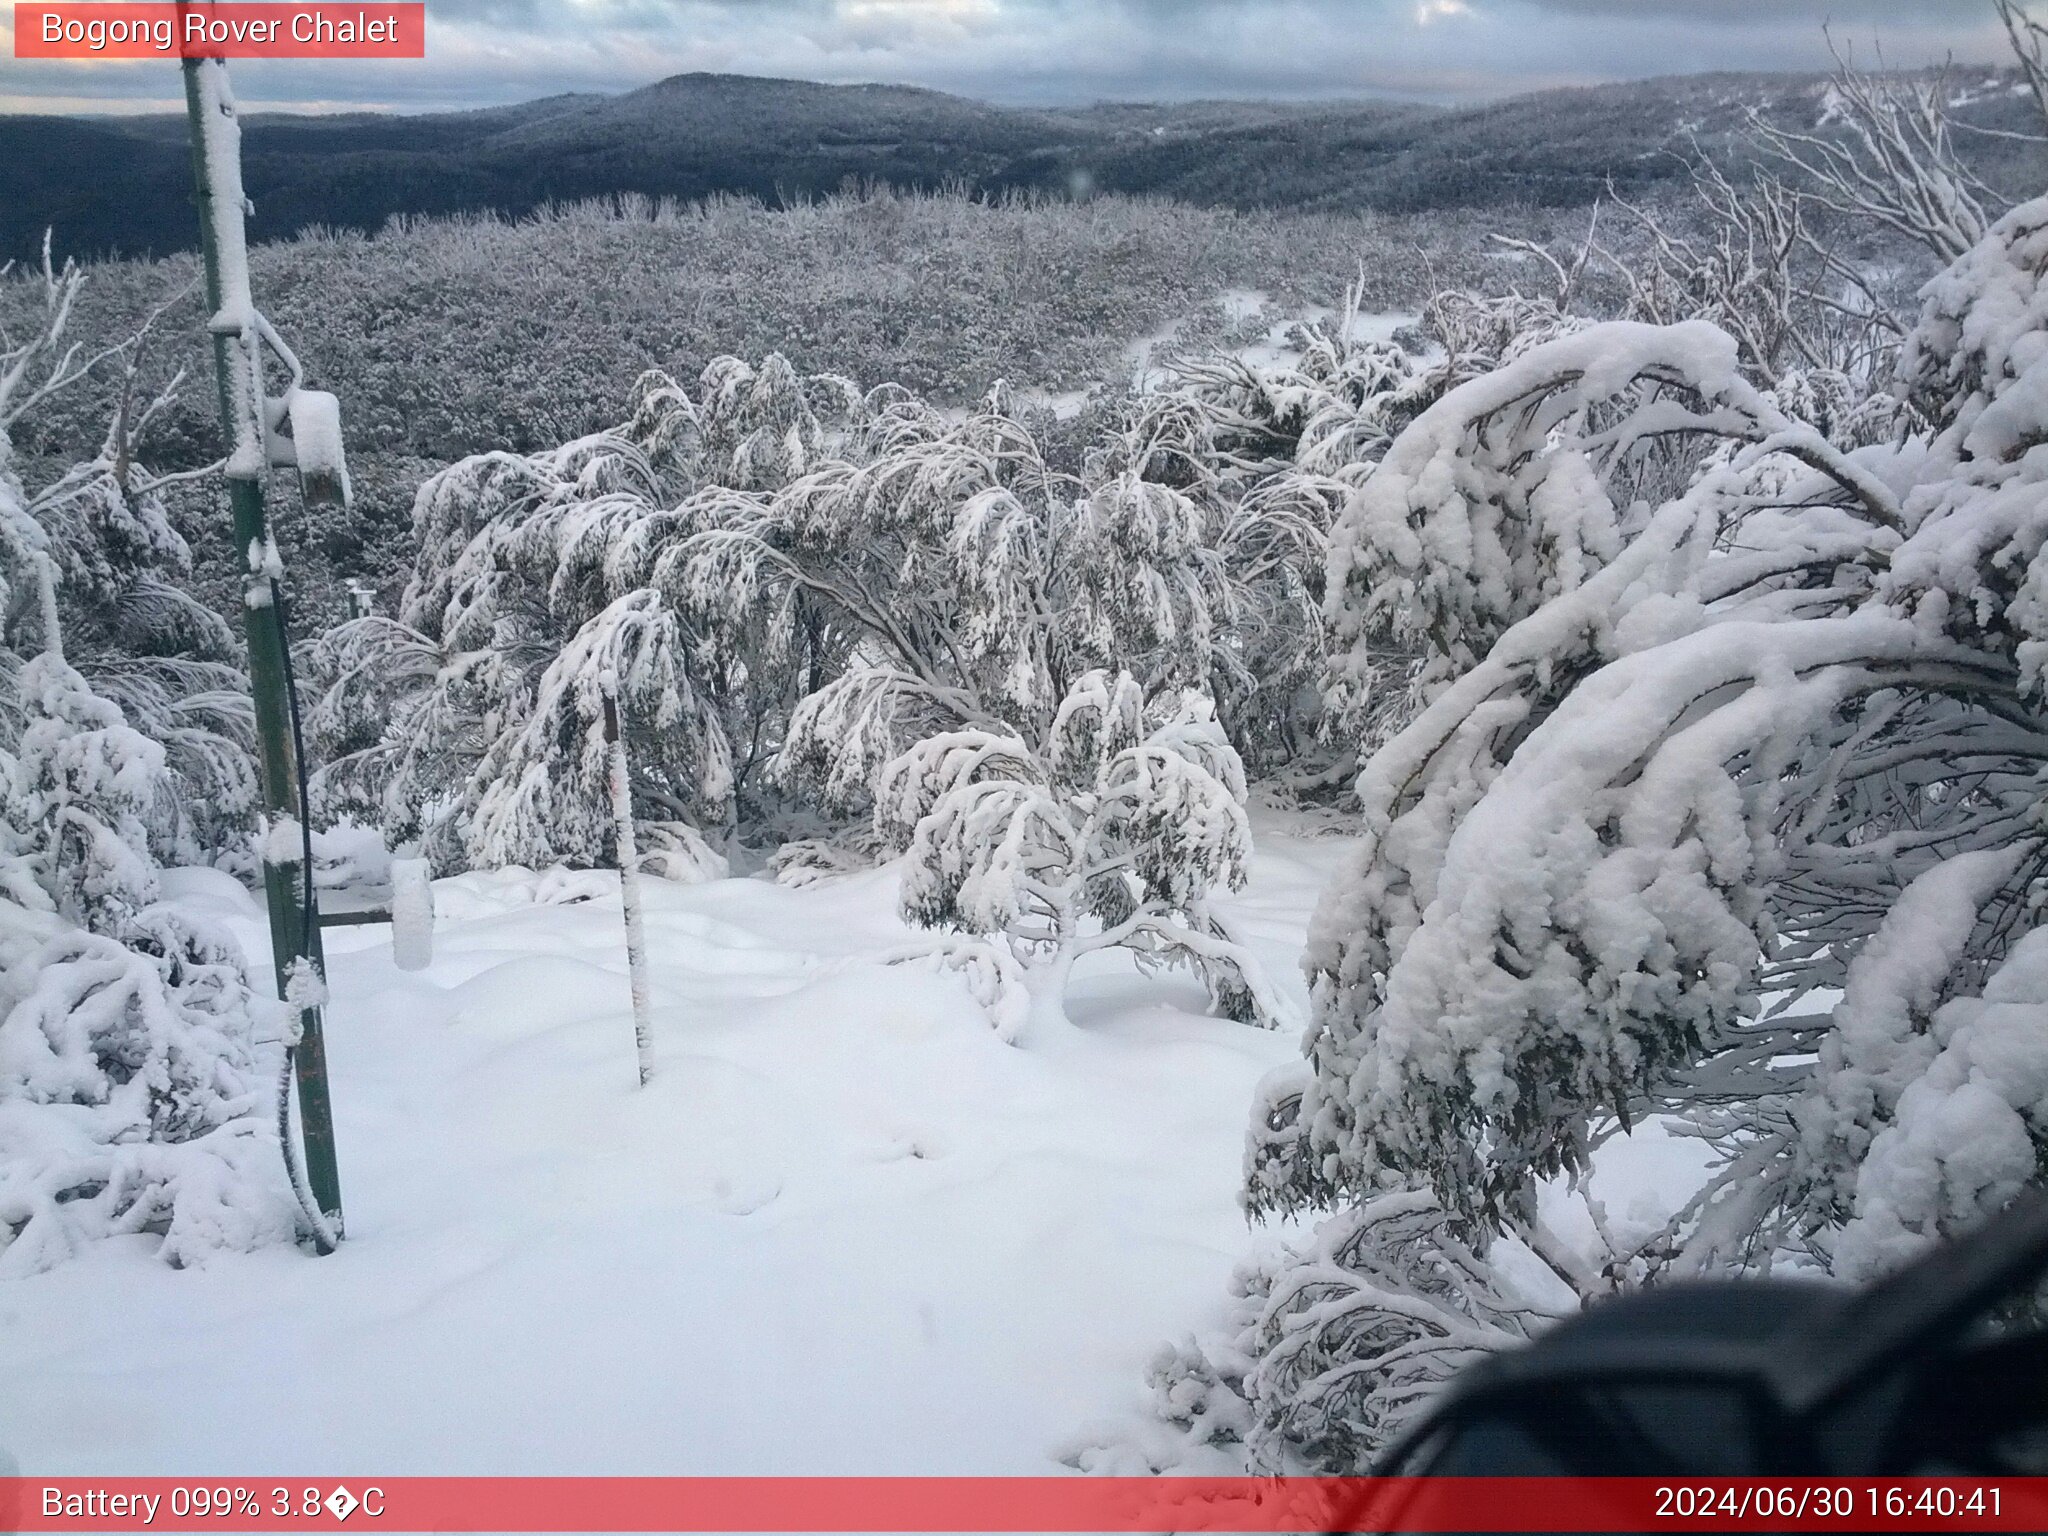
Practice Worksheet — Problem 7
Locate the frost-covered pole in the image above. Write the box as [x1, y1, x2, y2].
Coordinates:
[181, 46, 344, 1241]
[602, 687, 656, 1086]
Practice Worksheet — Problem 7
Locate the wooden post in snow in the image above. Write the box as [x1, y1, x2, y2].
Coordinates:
[603, 686, 656, 1086]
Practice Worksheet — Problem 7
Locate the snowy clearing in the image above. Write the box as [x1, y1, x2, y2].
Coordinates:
[1123, 291, 1422, 389]
[0, 819, 1352, 1476]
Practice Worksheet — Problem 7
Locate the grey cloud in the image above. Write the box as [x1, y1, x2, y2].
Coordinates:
[0, 0, 2012, 115]
[1520, 0, 1984, 16]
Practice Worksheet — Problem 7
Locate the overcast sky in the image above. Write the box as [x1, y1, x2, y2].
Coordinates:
[0, 0, 2018, 116]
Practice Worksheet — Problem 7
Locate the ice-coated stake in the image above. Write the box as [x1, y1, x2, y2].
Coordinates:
[603, 686, 657, 1086]
[181, 41, 344, 1244]
[389, 855, 435, 973]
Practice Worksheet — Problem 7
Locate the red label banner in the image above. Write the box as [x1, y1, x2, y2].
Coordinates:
[14, 3, 425, 58]
[2, 1477, 2046, 1532]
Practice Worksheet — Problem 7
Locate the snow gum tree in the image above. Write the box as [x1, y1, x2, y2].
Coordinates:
[685, 396, 1247, 803]
[325, 350, 1340, 883]
[1175, 195, 2048, 1472]
[0, 243, 292, 1275]
[301, 360, 816, 871]
[876, 669, 1290, 1036]
[3, 252, 256, 870]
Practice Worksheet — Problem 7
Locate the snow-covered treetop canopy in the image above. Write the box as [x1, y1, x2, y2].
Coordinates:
[1258, 194, 2048, 1287]
[310, 345, 1341, 869]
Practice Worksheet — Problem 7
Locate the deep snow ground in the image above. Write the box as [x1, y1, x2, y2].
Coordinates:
[0, 818, 1348, 1476]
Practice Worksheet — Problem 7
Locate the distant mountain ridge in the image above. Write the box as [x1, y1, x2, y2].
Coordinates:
[3, 66, 2040, 263]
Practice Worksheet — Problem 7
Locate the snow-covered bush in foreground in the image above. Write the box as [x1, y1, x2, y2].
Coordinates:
[0, 902, 294, 1276]
[878, 670, 1290, 1037]
[0, 241, 291, 1275]
[0, 658, 315, 1276]
[1225, 196, 2048, 1468]
[1137, 1189, 1565, 1475]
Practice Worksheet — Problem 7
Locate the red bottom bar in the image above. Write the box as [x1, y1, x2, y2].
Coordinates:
[3, 1477, 2044, 1533]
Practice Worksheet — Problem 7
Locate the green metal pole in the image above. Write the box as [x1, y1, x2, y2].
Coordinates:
[181, 51, 344, 1244]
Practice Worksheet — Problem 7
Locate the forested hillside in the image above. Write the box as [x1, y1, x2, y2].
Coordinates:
[6, 188, 1618, 630]
[7, 63, 2043, 262]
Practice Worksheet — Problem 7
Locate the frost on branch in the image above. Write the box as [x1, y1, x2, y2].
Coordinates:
[877, 671, 1288, 1034]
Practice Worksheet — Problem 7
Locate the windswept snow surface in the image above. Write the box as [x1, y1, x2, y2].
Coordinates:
[0, 822, 1344, 1476]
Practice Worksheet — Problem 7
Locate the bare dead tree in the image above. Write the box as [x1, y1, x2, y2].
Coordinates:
[1746, 35, 1996, 265]
[1995, 0, 2048, 131]
[1596, 157, 1903, 380]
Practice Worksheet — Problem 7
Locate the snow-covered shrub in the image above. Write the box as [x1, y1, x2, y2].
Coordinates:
[692, 401, 1235, 798]
[0, 613, 294, 1279]
[1131, 271, 1600, 780]
[1237, 196, 2048, 1465]
[877, 669, 1289, 1034]
[1595, 157, 1906, 386]
[0, 902, 294, 1276]
[1326, 319, 1741, 690]
[330, 349, 1343, 871]
[696, 352, 862, 493]
[692, 383, 1337, 807]
[12, 651, 167, 936]
[1132, 282, 1433, 483]
[466, 588, 732, 870]
[1, 255, 244, 914]
[0, 245, 294, 1275]
[1147, 1189, 1565, 1474]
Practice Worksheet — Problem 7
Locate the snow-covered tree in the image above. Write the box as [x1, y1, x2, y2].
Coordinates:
[1593, 158, 1905, 387]
[304, 364, 782, 870]
[0, 240, 293, 1275]
[3, 252, 255, 870]
[685, 380, 1338, 809]
[1127, 282, 1433, 484]
[696, 352, 863, 493]
[1233, 193, 2048, 1465]
[877, 670, 1289, 1035]
[688, 400, 1214, 797]
[467, 587, 730, 870]
[1747, 41, 1997, 267]
[11, 651, 167, 937]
